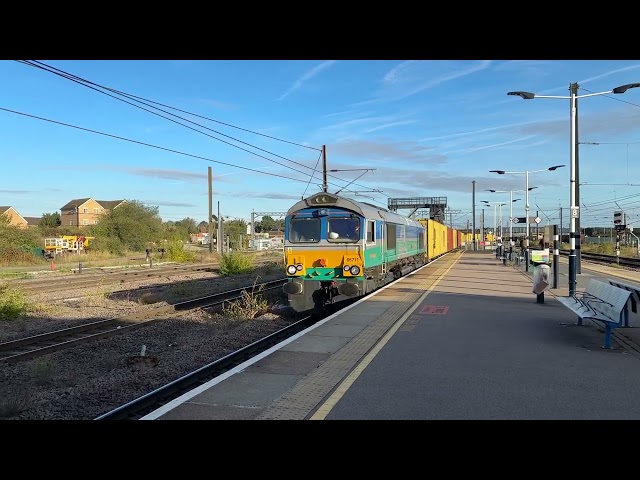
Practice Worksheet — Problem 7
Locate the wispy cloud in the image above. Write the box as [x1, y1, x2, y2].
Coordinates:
[351, 60, 493, 107]
[329, 138, 446, 165]
[443, 135, 538, 155]
[278, 61, 337, 101]
[142, 200, 196, 207]
[363, 120, 418, 134]
[0, 189, 31, 194]
[419, 120, 538, 143]
[383, 61, 415, 84]
[579, 63, 640, 86]
[226, 191, 303, 200]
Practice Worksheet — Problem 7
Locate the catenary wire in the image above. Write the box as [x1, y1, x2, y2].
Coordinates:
[17, 60, 381, 197]
[0, 106, 349, 188]
[17, 60, 325, 181]
[19, 60, 321, 152]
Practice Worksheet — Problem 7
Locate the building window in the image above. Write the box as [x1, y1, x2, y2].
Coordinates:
[83, 208, 88, 214]
[83, 219, 89, 226]
[94, 220, 98, 225]
[94, 208, 99, 214]
[70, 221, 74, 226]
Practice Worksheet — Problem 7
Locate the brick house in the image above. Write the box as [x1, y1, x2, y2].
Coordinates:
[0, 206, 28, 228]
[60, 198, 126, 227]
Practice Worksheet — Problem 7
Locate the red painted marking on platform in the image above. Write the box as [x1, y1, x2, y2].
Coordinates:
[419, 305, 449, 315]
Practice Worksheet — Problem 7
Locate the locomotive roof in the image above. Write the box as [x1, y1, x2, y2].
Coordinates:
[287, 192, 424, 227]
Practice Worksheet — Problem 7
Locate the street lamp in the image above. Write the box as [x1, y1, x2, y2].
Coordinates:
[486, 189, 530, 239]
[481, 201, 507, 240]
[507, 82, 640, 296]
[490, 166, 565, 271]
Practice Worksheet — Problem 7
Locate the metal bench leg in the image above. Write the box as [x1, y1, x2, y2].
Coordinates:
[604, 324, 613, 349]
[624, 305, 630, 328]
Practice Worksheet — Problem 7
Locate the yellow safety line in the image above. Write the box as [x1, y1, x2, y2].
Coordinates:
[309, 252, 462, 420]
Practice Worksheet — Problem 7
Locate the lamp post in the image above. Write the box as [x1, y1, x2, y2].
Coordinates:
[486, 189, 528, 239]
[507, 82, 640, 295]
[490, 166, 565, 271]
[481, 201, 506, 241]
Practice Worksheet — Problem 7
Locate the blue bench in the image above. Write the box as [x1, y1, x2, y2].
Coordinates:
[556, 279, 631, 349]
[607, 279, 640, 328]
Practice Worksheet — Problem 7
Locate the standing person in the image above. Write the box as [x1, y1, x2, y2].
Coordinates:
[509, 237, 515, 261]
[519, 236, 525, 256]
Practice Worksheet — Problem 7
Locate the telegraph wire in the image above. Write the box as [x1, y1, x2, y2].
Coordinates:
[17, 60, 324, 180]
[581, 87, 640, 109]
[17, 60, 382, 195]
[0, 106, 354, 189]
[301, 151, 322, 199]
[18, 60, 321, 152]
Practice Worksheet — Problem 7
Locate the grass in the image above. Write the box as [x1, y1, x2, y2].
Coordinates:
[219, 252, 254, 276]
[222, 278, 270, 321]
[0, 283, 29, 321]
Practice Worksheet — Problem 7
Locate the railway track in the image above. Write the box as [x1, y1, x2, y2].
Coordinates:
[0, 278, 288, 364]
[94, 313, 317, 420]
[11, 259, 282, 294]
[559, 250, 640, 269]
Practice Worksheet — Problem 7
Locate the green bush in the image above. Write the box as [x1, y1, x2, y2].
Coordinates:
[0, 283, 28, 321]
[219, 252, 254, 276]
[166, 241, 197, 262]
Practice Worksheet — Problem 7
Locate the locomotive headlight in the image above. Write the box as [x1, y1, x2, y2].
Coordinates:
[343, 265, 350, 272]
[287, 265, 297, 275]
[350, 265, 361, 275]
[296, 264, 303, 271]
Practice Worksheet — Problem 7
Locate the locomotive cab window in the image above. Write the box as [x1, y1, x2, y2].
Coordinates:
[289, 218, 320, 243]
[328, 217, 360, 243]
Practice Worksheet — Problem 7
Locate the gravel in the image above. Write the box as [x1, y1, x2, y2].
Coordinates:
[0, 264, 301, 420]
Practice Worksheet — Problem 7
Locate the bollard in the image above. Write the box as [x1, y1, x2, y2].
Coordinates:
[50, 260, 55, 271]
[78, 261, 82, 274]
[149, 257, 153, 268]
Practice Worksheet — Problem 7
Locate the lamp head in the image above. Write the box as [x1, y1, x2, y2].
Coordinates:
[507, 91, 535, 100]
[612, 83, 640, 94]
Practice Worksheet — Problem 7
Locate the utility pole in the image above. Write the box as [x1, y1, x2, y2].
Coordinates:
[208, 166, 213, 253]
[573, 82, 582, 274]
[559, 205, 563, 244]
[322, 145, 328, 193]
[472, 180, 477, 251]
[481, 208, 485, 246]
[217, 201, 222, 254]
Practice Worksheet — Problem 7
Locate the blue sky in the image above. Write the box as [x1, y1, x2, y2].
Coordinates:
[2, 60, 640, 231]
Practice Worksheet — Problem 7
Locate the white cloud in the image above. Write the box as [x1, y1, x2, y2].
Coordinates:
[278, 61, 337, 101]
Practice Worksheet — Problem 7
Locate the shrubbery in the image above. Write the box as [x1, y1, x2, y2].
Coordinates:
[0, 283, 28, 321]
[219, 252, 254, 276]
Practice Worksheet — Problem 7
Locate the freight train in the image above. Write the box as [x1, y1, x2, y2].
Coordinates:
[282, 192, 462, 313]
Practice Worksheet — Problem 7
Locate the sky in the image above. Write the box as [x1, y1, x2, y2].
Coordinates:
[2, 59, 640, 233]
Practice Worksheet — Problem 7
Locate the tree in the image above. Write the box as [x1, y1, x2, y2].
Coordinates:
[89, 200, 163, 252]
[223, 219, 248, 250]
[39, 212, 61, 228]
[163, 217, 198, 242]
